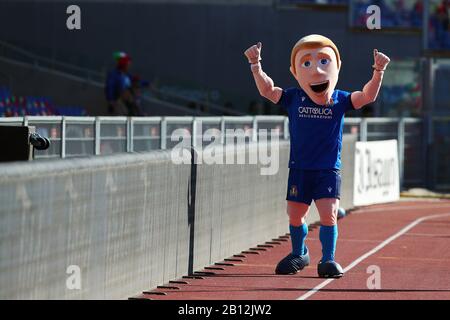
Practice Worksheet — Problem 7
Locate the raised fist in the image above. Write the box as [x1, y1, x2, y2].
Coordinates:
[244, 42, 262, 64]
[372, 49, 390, 71]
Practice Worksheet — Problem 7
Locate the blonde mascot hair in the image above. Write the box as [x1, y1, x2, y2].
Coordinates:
[290, 34, 341, 72]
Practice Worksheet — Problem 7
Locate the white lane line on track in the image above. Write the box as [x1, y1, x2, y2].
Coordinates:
[352, 204, 450, 214]
[296, 212, 450, 300]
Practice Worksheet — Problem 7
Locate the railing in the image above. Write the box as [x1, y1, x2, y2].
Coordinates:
[432, 116, 450, 190]
[0, 116, 428, 189]
[343, 117, 426, 188]
[0, 40, 104, 83]
[0, 116, 288, 158]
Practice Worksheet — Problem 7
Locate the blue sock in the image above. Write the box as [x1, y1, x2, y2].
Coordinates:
[290, 224, 308, 256]
[319, 225, 338, 262]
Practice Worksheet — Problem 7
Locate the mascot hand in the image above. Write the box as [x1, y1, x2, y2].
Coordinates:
[244, 42, 262, 64]
[372, 49, 390, 71]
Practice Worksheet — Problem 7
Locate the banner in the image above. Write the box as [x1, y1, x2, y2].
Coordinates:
[353, 140, 400, 206]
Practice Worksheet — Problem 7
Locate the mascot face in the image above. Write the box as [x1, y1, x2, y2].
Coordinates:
[289, 35, 341, 106]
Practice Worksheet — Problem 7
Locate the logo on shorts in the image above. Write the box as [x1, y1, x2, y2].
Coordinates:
[328, 186, 332, 193]
[290, 185, 298, 197]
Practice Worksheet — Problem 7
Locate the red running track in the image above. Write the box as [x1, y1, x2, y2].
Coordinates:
[131, 199, 450, 300]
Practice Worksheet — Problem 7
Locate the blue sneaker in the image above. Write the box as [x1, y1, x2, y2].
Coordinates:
[275, 247, 310, 275]
[317, 260, 344, 278]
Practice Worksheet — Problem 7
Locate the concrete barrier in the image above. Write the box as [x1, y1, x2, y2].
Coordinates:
[0, 151, 191, 299]
[0, 135, 356, 299]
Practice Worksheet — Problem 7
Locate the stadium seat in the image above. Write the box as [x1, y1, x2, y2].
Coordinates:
[0, 87, 88, 117]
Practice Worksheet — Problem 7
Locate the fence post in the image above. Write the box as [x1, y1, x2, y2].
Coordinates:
[160, 117, 167, 149]
[95, 117, 101, 155]
[61, 117, 66, 158]
[360, 118, 368, 141]
[127, 117, 133, 153]
[422, 57, 436, 190]
[252, 117, 258, 142]
[220, 117, 225, 144]
[192, 118, 198, 149]
[397, 117, 405, 190]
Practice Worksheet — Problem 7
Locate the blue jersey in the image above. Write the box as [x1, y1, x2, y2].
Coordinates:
[277, 87, 355, 170]
[105, 69, 131, 102]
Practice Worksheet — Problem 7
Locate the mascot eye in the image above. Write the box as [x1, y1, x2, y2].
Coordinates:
[302, 60, 311, 67]
[320, 58, 330, 65]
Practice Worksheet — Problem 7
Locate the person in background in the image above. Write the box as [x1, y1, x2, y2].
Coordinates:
[129, 75, 150, 116]
[411, 0, 423, 27]
[105, 52, 132, 116]
[436, 0, 449, 48]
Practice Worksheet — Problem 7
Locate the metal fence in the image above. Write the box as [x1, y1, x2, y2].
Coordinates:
[0, 116, 429, 189]
[343, 117, 426, 189]
[0, 116, 289, 158]
[433, 117, 450, 190]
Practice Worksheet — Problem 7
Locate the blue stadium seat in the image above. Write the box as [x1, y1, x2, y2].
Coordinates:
[0, 87, 87, 117]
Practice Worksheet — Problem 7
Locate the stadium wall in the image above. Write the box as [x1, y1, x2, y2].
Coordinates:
[0, 135, 356, 299]
[0, 1, 421, 112]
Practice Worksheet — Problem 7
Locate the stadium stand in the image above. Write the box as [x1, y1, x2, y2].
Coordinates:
[0, 86, 87, 117]
[351, 0, 423, 28]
